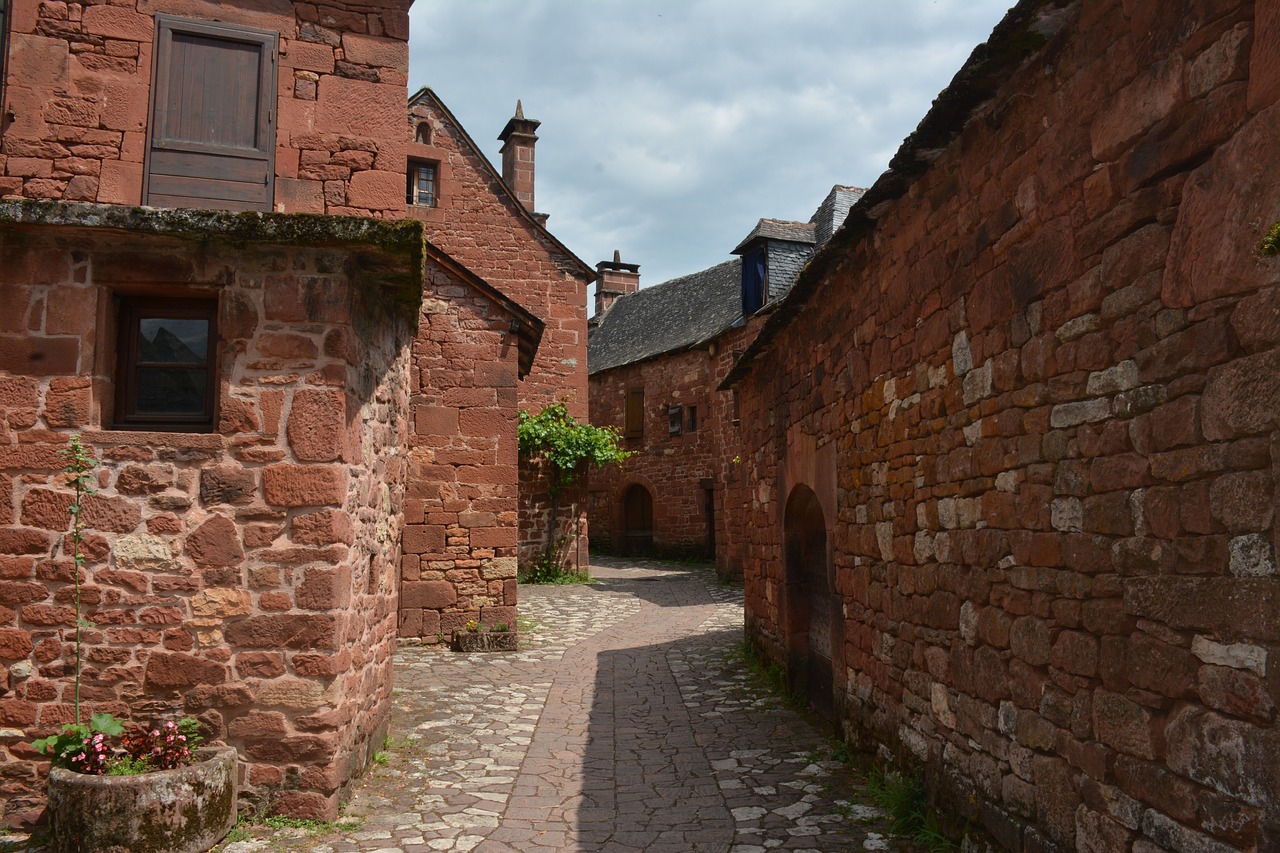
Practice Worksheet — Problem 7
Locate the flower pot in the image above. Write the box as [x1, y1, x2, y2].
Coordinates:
[451, 630, 519, 652]
[47, 745, 238, 853]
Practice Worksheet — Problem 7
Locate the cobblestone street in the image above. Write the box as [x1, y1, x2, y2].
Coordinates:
[192, 557, 911, 852]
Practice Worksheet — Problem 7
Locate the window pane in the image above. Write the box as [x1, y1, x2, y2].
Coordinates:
[135, 366, 207, 414]
[135, 368, 208, 415]
[138, 318, 208, 363]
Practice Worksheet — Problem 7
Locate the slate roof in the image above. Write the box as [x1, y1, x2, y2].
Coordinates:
[732, 219, 816, 254]
[588, 258, 742, 375]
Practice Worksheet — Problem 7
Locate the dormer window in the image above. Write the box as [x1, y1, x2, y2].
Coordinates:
[407, 160, 437, 207]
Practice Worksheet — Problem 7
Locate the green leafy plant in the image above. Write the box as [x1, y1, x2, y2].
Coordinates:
[62, 433, 97, 724]
[33, 712, 124, 772]
[464, 619, 480, 633]
[34, 714, 204, 776]
[730, 640, 806, 709]
[862, 766, 958, 852]
[491, 621, 510, 633]
[1260, 221, 1280, 256]
[520, 552, 593, 585]
[517, 402, 630, 577]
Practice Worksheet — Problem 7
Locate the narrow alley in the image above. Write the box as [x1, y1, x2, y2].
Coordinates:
[220, 558, 920, 853]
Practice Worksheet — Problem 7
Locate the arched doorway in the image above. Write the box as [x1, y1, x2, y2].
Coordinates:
[784, 485, 835, 720]
[622, 484, 654, 556]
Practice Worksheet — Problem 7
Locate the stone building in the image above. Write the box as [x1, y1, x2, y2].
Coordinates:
[724, 1, 1280, 850]
[0, 0, 568, 826]
[587, 187, 860, 579]
[402, 88, 595, 589]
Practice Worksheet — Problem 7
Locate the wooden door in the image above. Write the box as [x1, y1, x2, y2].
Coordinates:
[145, 16, 277, 212]
[622, 484, 653, 556]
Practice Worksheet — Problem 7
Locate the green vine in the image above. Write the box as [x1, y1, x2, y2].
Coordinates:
[1260, 221, 1280, 256]
[517, 403, 630, 569]
[517, 402, 630, 495]
[62, 434, 97, 724]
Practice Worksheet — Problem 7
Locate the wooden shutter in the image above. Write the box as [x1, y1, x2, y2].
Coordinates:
[144, 16, 277, 212]
[625, 388, 644, 438]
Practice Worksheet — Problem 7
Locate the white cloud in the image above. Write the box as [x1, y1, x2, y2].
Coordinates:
[409, 0, 1013, 287]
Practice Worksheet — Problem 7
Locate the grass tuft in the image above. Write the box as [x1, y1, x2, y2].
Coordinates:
[862, 766, 958, 852]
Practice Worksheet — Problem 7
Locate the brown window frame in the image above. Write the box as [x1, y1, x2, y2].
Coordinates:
[114, 296, 218, 432]
[406, 159, 438, 207]
[624, 387, 644, 439]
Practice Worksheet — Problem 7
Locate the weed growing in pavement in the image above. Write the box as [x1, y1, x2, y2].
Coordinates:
[861, 766, 958, 853]
[519, 552, 595, 584]
[729, 640, 807, 709]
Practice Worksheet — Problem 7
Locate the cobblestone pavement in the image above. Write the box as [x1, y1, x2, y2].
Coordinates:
[11, 558, 925, 852]
[214, 557, 921, 852]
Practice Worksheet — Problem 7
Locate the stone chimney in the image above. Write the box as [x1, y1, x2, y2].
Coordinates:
[499, 100, 540, 214]
[810, 185, 866, 247]
[594, 250, 640, 317]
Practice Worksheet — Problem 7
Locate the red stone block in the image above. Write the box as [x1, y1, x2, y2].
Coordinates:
[224, 614, 338, 650]
[255, 332, 319, 361]
[185, 515, 244, 568]
[235, 652, 286, 679]
[263, 465, 347, 508]
[400, 580, 456, 610]
[144, 652, 226, 689]
[401, 524, 444, 555]
[292, 510, 354, 545]
[470, 526, 516, 548]
[287, 389, 345, 462]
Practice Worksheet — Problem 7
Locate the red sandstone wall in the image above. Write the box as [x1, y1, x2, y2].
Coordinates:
[588, 319, 758, 576]
[0, 222, 413, 825]
[397, 268, 522, 638]
[405, 96, 591, 570]
[0, 0, 411, 215]
[738, 2, 1280, 850]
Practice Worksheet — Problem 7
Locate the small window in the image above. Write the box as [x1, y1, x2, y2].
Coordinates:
[668, 405, 683, 436]
[407, 160, 437, 206]
[415, 122, 431, 144]
[115, 297, 218, 431]
[732, 387, 740, 425]
[625, 388, 644, 439]
[687, 405, 697, 433]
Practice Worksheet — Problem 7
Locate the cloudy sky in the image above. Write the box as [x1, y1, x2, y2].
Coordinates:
[407, 1, 1014, 293]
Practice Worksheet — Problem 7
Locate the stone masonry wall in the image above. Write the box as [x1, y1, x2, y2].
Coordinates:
[398, 266, 522, 639]
[406, 95, 592, 571]
[1, 0, 411, 215]
[0, 217, 415, 825]
[588, 318, 758, 576]
[737, 2, 1280, 850]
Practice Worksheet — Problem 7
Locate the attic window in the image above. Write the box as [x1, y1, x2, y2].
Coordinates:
[407, 160, 436, 207]
[415, 122, 431, 144]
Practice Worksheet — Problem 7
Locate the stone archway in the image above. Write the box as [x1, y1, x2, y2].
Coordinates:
[622, 483, 654, 556]
[783, 484, 836, 720]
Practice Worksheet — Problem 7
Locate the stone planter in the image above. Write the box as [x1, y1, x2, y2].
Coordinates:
[47, 745, 238, 853]
[451, 630, 519, 652]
